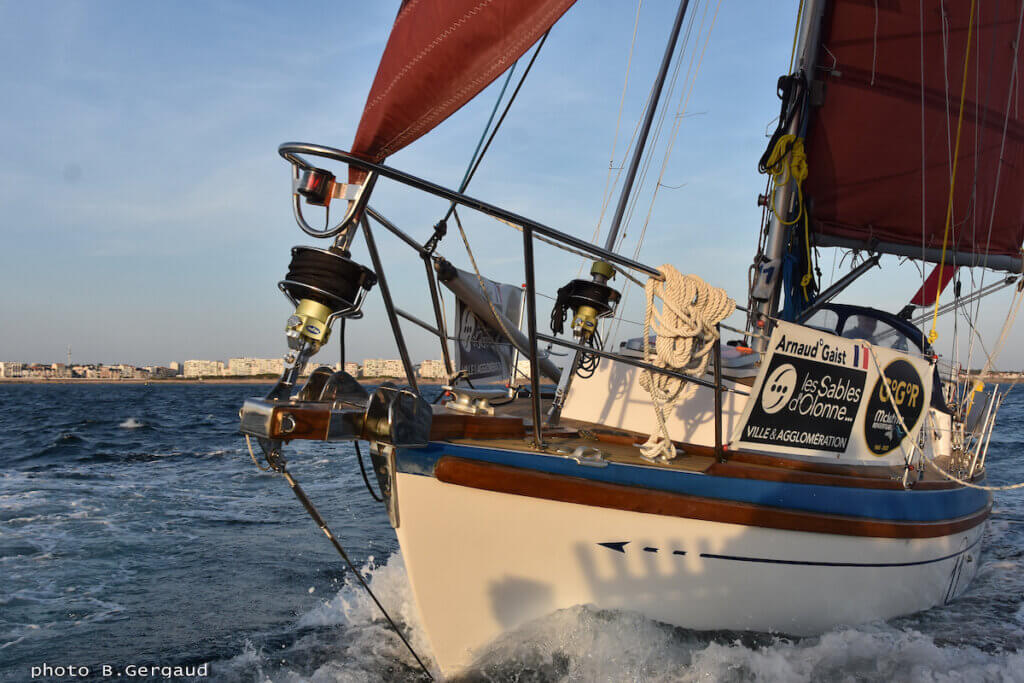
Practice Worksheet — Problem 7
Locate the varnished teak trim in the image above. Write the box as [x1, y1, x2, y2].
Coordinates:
[434, 456, 989, 539]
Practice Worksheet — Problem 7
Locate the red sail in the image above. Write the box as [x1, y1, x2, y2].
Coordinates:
[805, 1, 1024, 271]
[349, 0, 576, 182]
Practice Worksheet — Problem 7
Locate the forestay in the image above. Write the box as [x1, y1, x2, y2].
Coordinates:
[731, 321, 934, 465]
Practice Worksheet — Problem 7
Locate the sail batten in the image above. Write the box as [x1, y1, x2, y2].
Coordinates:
[805, 0, 1024, 272]
[349, 0, 576, 183]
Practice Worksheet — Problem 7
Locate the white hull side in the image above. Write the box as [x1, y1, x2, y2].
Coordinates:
[394, 472, 983, 677]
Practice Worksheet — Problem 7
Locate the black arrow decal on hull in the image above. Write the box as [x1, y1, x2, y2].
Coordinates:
[598, 541, 629, 553]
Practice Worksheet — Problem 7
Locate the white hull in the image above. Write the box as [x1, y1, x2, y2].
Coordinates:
[394, 472, 983, 677]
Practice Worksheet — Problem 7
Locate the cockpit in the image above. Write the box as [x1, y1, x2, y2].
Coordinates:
[799, 304, 931, 355]
[799, 304, 948, 411]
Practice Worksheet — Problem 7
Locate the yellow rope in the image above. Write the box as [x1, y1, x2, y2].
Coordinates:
[762, 134, 812, 298]
[765, 134, 808, 226]
[929, 0, 977, 345]
[800, 209, 813, 300]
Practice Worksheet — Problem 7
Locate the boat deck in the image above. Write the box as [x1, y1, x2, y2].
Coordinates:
[432, 395, 971, 489]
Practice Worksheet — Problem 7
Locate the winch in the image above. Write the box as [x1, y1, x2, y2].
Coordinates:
[239, 144, 432, 457]
[551, 261, 620, 340]
[258, 245, 378, 402]
[280, 245, 376, 354]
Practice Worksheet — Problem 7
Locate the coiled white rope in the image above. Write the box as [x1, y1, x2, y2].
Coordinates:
[639, 265, 735, 460]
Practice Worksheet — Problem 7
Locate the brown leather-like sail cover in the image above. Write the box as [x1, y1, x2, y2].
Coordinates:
[349, 0, 576, 183]
[805, 1, 1024, 266]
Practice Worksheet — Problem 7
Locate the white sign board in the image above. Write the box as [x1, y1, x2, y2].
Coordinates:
[731, 321, 934, 464]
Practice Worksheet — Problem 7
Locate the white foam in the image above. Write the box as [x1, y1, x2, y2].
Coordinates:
[472, 614, 1024, 683]
[119, 418, 144, 429]
[227, 552, 440, 680]
[218, 551, 1024, 682]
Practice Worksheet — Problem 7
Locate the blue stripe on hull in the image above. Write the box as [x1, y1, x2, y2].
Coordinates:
[396, 442, 991, 524]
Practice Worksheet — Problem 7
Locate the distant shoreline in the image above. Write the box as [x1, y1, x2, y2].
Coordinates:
[0, 377, 452, 386]
[0, 377, 555, 387]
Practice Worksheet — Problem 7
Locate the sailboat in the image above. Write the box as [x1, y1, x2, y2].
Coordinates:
[238, 0, 1023, 677]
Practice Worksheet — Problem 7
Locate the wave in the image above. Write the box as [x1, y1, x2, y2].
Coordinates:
[19, 447, 239, 469]
[209, 550, 1024, 683]
[215, 553, 437, 681]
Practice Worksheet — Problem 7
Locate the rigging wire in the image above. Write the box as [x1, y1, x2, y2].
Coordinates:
[965, 0, 1024, 377]
[788, 0, 805, 73]
[587, 0, 645, 257]
[611, 0, 724, 344]
[244, 446, 434, 679]
[928, 0, 976, 345]
[614, 0, 704, 256]
[919, 0, 928, 344]
[452, 208, 518, 344]
[443, 30, 550, 222]
[863, 343, 1024, 492]
[439, 32, 551, 371]
[607, 0, 701, 293]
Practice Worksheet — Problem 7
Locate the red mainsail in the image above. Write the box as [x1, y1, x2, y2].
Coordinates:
[805, 0, 1024, 271]
[349, 0, 576, 182]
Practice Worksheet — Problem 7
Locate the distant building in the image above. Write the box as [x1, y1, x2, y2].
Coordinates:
[514, 358, 533, 383]
[344, 361, 360, 377]
[168, 361, 182, 375]
[418, 359, 447, 379]
[0, 362, 24, 378]
[183, 360, 225, 378]
[259, 358, 285, 375]
[24, 363, 71, 379]
[362, 358, 405, 378]
[227, 358, 259, 376]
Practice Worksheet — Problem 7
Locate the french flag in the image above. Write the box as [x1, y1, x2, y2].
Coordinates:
[853, 345, 869, 369]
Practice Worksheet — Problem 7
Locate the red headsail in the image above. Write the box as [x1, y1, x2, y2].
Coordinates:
[349, 0, 576, 183]
[805, 1, 1024, 271]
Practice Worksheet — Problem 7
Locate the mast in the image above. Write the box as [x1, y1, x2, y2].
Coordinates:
[547, 0, 692, 426]
[603, 0, 691, 252]
[749, 0, 827, 348]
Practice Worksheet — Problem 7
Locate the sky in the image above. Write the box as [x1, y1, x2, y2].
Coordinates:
[1, 1, 1021, 372]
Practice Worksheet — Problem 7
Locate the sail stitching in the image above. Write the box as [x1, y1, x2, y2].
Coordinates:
[362, 0, 497, 122]
[375, 3, 568, 159]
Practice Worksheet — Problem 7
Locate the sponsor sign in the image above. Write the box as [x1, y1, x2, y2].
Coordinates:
[454, 277, 524, 383]
[731, 321, 933, 462]
[863, 359, 927, 455]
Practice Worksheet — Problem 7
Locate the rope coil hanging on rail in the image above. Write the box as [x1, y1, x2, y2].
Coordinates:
[639, 265, 735, 461]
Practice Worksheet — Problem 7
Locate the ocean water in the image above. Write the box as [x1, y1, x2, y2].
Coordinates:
[1, 383, 1022, 682]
